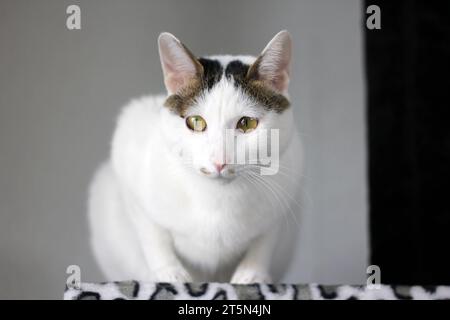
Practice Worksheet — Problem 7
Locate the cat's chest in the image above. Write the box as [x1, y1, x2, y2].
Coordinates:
[170, 194, 269, 237]
[170, 213, 251, 270]
[171, 201, 273, 264]
[149, 179, 271, 234]
[172, 205, 253, 240]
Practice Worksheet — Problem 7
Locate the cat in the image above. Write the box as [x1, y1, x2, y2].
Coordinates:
[88, 30, 303, 283]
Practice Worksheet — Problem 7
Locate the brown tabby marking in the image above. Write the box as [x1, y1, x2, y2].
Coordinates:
[164, 56, 290, 117]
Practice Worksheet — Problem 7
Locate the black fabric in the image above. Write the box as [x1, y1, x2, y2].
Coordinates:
[366, 1, 450, 285]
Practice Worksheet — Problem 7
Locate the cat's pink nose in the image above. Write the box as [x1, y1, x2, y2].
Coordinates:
[214, 163, 226, 172]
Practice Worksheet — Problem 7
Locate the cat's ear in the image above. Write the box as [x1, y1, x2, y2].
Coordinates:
[248, 30, 292, 94]
[158, 32, 203, 94]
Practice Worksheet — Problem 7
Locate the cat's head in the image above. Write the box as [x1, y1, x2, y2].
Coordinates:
[158, 31, 294, 182]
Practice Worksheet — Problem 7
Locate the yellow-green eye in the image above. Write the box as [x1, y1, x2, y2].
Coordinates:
[236, 117, 258, 133]
[186, 115, 207, 132]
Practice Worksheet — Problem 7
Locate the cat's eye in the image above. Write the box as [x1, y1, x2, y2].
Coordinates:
[186, 115, 207, 132]
[236, 117, 259, 133]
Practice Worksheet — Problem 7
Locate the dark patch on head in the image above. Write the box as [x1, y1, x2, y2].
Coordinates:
[164, 57, 222, 117]
[164, 57, 290, 117]
[227, 59, 290, 114]
[225, 60, 250, 81]
[198, 58, 223, 89]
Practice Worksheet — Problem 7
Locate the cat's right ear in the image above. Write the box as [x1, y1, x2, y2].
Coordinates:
[158, 32, 203, 95]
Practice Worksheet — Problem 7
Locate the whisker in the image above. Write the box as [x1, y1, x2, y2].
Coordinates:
[247, 170, 301, 229]
[242, 172, 291, 231]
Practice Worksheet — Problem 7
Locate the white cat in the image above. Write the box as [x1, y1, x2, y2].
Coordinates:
[88, 30, 303, 283]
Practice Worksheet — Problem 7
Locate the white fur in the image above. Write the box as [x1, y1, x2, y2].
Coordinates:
[88, 34, 303, 283]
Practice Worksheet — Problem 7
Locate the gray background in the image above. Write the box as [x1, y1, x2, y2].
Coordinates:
[0, 0, 367, 299]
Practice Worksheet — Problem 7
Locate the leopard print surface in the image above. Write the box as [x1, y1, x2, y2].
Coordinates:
[64, 282, 450, 300]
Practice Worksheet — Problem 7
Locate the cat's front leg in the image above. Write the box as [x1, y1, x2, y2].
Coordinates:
[230, 228, 279, 284]
[151, 262, 193, 283]
[231, 267, 272, 284]
[135, 219, 192, 283]
[125, 194, 192, 282]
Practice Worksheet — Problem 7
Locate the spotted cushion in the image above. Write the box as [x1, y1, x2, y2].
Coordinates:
[64, 282, 450, 300]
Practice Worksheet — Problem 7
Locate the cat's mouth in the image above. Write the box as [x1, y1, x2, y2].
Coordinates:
[198, 165, 236, 181]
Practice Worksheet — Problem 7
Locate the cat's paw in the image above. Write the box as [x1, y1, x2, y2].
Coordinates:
[153, 265, 193, 283]
[230, 268, 272, 284]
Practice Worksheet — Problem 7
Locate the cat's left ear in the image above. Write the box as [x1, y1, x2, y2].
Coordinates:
[248, 30, 292, 95]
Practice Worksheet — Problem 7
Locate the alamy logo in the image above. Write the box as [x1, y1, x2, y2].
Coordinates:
[66, 265, 81, 289]
[224, 129, 280, 176]
[366, 5, 381, 30]
[366, 265, 381, 289]
[170, 129, 280, 176]
[66, 5, 81, 30]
